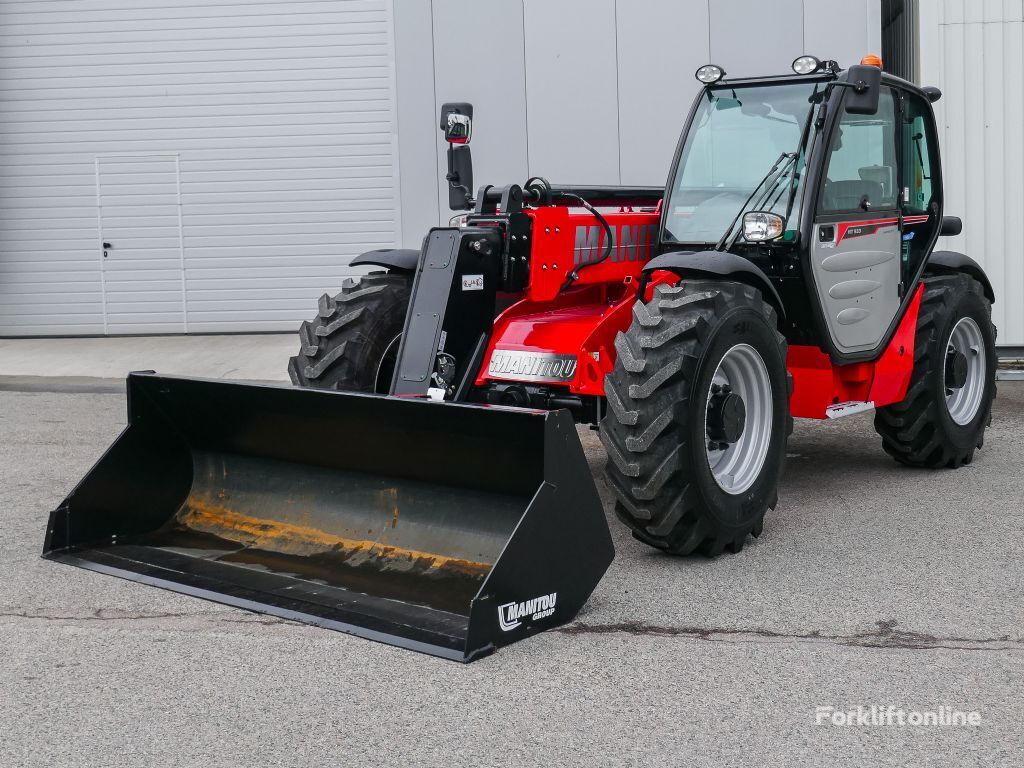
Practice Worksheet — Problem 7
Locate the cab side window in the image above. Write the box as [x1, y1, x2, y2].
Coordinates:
[820, 88, 898, 214]
[901, 92, 937, 214]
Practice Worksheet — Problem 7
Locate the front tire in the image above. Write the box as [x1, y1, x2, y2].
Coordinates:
[600, 281, 791, 556]
[874, 273, 996, 468]
[288, 272, 411, 393]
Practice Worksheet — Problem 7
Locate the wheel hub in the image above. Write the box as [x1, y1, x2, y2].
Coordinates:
[945, 348, 968, 390]
[944, 316, 986, 426]
[704, 344, 773, 495]
[707, 386, 746, 445]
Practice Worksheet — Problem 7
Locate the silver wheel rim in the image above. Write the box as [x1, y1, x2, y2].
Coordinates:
[704, 344, 773, 495]
[945, 317, 986, 425]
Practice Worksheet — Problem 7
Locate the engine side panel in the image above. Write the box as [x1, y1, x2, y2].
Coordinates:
[477, 288, 634, 396]
[523, 207, 660, 302]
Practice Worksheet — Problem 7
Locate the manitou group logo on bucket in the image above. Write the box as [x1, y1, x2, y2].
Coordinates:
[498, 593, 557, 631]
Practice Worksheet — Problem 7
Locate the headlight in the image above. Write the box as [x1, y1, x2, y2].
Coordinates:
[695, 64, 726, 84]
[792, 55, 822, 75]
[742, 212, 785, 242]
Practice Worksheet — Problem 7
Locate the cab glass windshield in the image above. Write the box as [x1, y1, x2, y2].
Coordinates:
[664, 81, 824, 245]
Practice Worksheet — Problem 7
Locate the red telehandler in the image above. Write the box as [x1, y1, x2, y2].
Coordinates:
[46, 56, 996, 661]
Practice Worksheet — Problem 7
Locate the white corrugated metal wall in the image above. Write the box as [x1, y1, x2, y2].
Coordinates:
[15, 0, 982, 339]
[392, 0, 881, 247]
[0, 0, 400, 335]
[920, 1, 1024, 347]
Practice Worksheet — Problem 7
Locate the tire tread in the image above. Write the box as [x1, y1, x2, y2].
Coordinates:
[874, 273, 996, 468]
[600, 281, 791, 556]
[289, 272, 411, 391]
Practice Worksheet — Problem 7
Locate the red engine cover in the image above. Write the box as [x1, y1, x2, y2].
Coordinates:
[477, 204, 921, 420]
[477, 206, 659, 395]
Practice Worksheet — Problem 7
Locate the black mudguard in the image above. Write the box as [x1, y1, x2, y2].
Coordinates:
[351, 247, 421, 273]
[927, 250, 995, 303]
[643, 249, 786, 319]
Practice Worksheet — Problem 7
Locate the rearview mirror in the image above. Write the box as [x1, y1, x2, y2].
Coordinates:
[940, 216, 962, 236]
[843, 64, 882, 115]
[440, 102, 473, 144]
[439, 102, 474, 209]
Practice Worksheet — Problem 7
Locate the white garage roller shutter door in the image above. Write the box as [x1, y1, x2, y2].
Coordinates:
[0, 0, 400, 335]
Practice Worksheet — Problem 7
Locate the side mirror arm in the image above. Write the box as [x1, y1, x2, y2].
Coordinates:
[445, 145, 474, 211]
[832, 79, 871, 94]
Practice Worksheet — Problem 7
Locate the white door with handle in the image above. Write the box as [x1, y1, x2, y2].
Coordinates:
[96, 155, 186, 334]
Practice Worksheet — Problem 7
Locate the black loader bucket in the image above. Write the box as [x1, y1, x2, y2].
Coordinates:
[43, 373, 613, 661]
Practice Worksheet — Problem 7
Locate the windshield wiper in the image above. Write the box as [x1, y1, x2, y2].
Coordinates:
[714, 152, 797, 252]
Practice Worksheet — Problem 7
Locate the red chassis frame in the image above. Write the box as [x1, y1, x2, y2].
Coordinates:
[475, 205, 921, 419]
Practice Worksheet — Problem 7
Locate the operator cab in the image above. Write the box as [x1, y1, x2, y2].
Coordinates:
[656, 54, 948, 362]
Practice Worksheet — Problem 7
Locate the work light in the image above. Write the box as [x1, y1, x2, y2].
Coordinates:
[695, 64, 725, 84]
[742, 212, 784, 242]
[792, 55, 822, 75]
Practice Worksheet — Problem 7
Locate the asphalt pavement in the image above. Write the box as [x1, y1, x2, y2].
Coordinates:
[1, 380, 1021, 767]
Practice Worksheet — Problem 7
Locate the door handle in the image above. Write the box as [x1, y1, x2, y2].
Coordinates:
[102, 242, 111, 258]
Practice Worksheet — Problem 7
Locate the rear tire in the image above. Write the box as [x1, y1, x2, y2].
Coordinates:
[288, 272, 411, 393]
[874, 273, 996, 468]
[600, 281, 792, 556]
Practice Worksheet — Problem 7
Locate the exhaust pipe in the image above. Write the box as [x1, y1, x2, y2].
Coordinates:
[42, 373, 613, 661]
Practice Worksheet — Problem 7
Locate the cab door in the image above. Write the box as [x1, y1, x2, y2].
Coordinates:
[809, 87, 902, 356]
[897, 88, 941, 287]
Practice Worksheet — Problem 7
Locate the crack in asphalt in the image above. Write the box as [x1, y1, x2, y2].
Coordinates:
[558, 618, 1022, 652]
[4, 610, 1020, 653]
